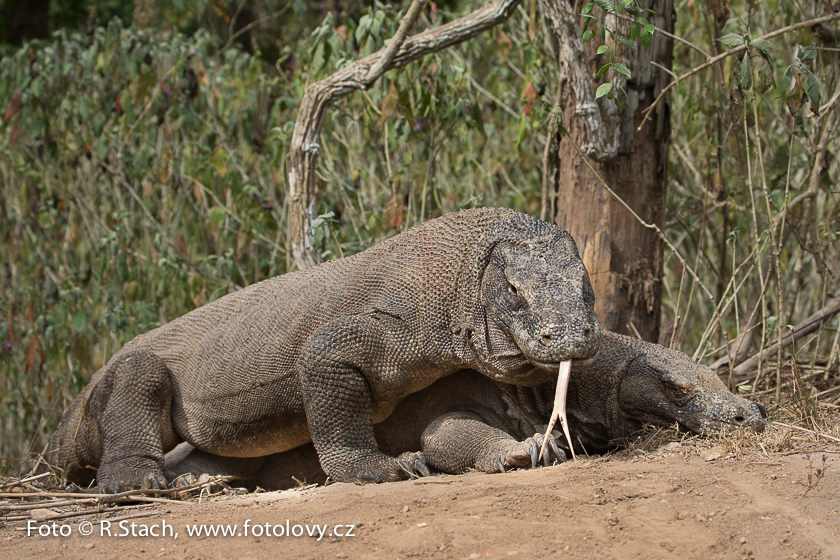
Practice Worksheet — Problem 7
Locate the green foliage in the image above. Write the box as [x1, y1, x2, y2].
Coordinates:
[582, 0, 656, 108]
[664, 0, 839, 383]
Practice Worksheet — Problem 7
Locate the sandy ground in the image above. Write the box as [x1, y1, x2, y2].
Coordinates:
[2, 442, 839, 560]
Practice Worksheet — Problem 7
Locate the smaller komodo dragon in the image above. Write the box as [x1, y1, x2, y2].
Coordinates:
[45, 207, 601, 491]
[163, 331, 767, 488]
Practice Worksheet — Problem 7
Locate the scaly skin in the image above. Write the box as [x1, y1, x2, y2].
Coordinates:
[45, 208, 600, 491]
[163, 332, 767, 489]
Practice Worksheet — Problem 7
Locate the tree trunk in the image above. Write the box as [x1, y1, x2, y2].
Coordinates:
[550, 0, 673, 343]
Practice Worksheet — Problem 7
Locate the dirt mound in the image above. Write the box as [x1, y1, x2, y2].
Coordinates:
[3, 440, 838, 560]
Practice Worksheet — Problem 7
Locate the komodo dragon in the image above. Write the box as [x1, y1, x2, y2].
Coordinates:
[163, 331, 767, 488]
[46, 207, 601, 491]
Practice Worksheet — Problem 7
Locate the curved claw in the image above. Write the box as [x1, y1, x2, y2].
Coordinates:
[530, 440, 539, 469]
[493, 458, 506, 473]
[414, 454, 432, 477]
[549, 437, 564, 464]
[396, 459, 419, 480]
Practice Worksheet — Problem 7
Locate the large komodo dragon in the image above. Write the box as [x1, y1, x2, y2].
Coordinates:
[46, 207, 601, 491]
[164, 331, 767, 488]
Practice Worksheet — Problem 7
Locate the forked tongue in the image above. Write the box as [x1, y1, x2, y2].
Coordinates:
[538, 360, 577, 462]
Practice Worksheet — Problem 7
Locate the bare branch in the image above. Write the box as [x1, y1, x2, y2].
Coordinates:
[289, 0, 524, 268]
[731, 296, 840, 380]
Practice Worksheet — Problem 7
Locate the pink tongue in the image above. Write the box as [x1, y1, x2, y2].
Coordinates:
[538, 360, 577, 462]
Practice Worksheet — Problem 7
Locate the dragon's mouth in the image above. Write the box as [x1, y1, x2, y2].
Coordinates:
[531, 348, 600, 371]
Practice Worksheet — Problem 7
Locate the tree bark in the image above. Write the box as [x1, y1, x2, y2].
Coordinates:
[289, 0, 523, 269]
[547, 0, 673, 342]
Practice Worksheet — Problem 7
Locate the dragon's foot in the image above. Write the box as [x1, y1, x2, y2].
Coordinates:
[326, 450, 427, 484]
[96, 458, 168, 494]
[396, 451, 432, 478]
[476, 433, 566, 473]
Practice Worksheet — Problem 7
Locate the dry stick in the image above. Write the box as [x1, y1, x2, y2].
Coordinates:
[732, 296, 840, 379]
[0, 472, 50, 489]
[288, 0, 523, 268]
[638, 12, 840, 131]
[773, 421, 840, 445]
[1, 499, 98, 512]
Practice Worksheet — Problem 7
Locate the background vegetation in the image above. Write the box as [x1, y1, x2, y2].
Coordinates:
[1, 0, 838, 470]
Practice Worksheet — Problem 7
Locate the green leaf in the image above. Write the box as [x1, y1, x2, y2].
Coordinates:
[594, 0, 611, 11]
[630, 22, 639, 41]
[212, 146, 228, 178]
[613, 62, 632, 77]
[616, 35, 636, 50]
[596, 45, 609, 55]
[780, 65, 794, 94]
[750, 39, 773, 52]
[641, 34, 651, 48]
[207, 206, 227, 226]
[595, 82, 613, 99]
[582, 29, 594, 43]
[71, 309, 88, 335]
[803, 71, 821, 114]
[718, 33, 745, 48]
[755, 57, 775, 93]
[644, 24, 655, 35]
[740, 54, 752, 90]
[581, 2, 594, 15]
[797, 44, 817, 62]
[617, 0, 634, 13]
[595, 63, 612, 79]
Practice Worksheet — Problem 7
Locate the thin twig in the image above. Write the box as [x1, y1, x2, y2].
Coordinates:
[638, 12, 840, 131]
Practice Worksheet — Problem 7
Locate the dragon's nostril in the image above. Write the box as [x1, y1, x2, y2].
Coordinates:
[734, 415, 745, 423]
[540, 333, 552, 345]
[583, 327, 591, 338]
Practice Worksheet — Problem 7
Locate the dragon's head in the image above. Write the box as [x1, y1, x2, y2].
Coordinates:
[474, 228, 600, 385]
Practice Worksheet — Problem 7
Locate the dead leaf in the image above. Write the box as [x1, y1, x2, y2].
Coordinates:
[786, 78, 804, 116]
[335, 25, 347, 42]
[429, 2, 439, 23]
[522, 82, 537, 116]
[386, 193, 404, 230]
[379, 83, 399, 129]
[4, 88, 21, 123]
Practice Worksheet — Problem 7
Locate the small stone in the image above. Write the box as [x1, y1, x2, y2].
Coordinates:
[335, 553, 347, 559]
[29, 508, 55, 521]
[402, 505, 409, 513]
[416, 522, 428, 528]
[740, 537, 747, 544]
[677, 511, 691, 520]
[83, 544, 95, 550]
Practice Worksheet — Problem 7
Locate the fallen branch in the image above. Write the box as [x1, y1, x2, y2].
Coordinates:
[731, 296, 840, 380]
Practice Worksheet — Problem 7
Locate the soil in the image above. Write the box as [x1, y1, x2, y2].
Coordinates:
[3, 443, 839, 560]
